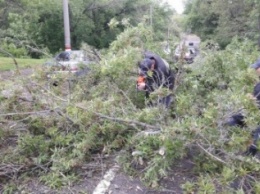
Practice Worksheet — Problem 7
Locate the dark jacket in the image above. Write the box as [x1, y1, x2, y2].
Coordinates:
[253, 82, 260, 107]
[142, 51, 175, 91]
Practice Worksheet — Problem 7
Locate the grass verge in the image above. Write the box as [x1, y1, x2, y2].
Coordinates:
[0, 57, 46, 71]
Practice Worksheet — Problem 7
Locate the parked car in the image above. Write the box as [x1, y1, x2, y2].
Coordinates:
[174, 43, 198, 64]
[43, 50, 93, 87]
[44, 50, 92, 72]
[47, 50, 91, 73]
[43, 50, 95, 86]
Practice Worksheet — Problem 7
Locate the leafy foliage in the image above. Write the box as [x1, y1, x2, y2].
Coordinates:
[0, 0, 177, 57]
[1, 19, 260, 194]
[184, 0, 260, 48]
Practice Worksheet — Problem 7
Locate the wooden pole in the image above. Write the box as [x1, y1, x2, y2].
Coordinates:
[63, 0, 71, 51]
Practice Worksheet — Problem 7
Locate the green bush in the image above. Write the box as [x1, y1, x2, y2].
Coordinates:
[0, 40, 28, 58]
[1, 24, 260, 193]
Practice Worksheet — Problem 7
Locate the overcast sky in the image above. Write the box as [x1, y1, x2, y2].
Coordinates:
[165, 0, 184, 14]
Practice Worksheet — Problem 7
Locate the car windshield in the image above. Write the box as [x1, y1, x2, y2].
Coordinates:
[55, 51, 85, 62]
[56, 51, 70, 61]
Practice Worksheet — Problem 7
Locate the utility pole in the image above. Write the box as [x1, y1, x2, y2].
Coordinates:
[63, 0, 71, 51]
[150, 4, 153, 27]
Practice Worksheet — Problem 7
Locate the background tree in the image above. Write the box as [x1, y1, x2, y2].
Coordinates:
[184, 0, 260, 49]
[0, 0, 177, 57]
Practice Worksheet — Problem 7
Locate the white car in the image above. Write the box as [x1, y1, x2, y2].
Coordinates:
[44, 50, 92, 87]
[54, 50, 90, 73]
[174, 44, 197, 64]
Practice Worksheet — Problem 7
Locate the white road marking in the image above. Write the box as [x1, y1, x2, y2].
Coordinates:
[92, 164, 120, 194]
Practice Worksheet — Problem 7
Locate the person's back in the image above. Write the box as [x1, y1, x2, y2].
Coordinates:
[253, 82, 260, 107]
[143, 51, 169, 76]
[137, 51, 175, 108]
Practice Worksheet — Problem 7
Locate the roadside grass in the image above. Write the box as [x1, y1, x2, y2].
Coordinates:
[0, 57, 46, 71]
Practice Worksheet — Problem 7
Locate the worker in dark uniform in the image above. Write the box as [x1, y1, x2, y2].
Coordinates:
[136, 51, 175, 108]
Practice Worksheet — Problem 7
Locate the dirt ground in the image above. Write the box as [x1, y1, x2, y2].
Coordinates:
[17, 156, 195, 194]
[0, 68, 33, 81]
[108, 158, 195, 194]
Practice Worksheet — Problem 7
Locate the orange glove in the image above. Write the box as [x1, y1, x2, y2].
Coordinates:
[137, 76, 146, 90]
[137, 76, 146, 84]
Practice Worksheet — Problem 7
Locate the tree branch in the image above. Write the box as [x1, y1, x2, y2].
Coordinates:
[197, 143, 227, 165]
[76, 104, 160, 130]
[0, 110, 50, 117]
